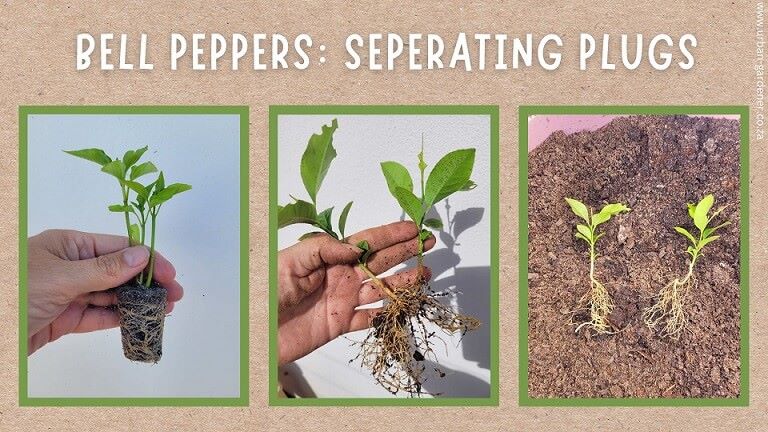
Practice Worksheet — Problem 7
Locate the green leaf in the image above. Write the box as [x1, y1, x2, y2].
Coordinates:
[142, 182, 156, 204]
[592, 203, 630, 226]
[300, 119, 338, 204]
[316, 207, 335, 237]
[338, 201, 353, 239]
[591, 212, 610, 227]
[693, 194, 714, 231]
[687, 203, 696, 219]
[703, 221, 731, 238]
[564, 197, 590, 223]
[63, 148, 112, 166]
[380, 161, 414, 195]
[575, 232, 590, 243]
[130, 161, 157, 180]
[278, 200, 317, 229]
[108, 204, 131, 213]
[357, 240, 372, 263]
[460, 179, 477, 191]
[123, 146, 148, 169]
[128, 223, 141, 246]
[393, 186, 424, 224]
[698, 235, 721, 249]
[149, 183, 192, 207]
[419, 229, 432, 242]
[599, 203, 631, 217]
[122, 180, 149, 200]
[423, 218, 443, 229]
[424, 149, 475, 207]
[576, 224, 592, 242]
[101, 160, 126, 180]
[154, 171, 165, 192]
[674, 226, 697, 245]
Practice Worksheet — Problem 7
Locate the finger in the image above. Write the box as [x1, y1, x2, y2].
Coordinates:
[318, 237, 362, 265]
[67, 246, 150, 294]
[345, 221, 419, 253]
[147, 252, 184, 302]
[87, 290, 118, 307]
[365, 234, 436, 275]
[58, 230, 130, 259]
[149, 251, 177, 282]
[358, 266, 432, 306]
[348, 307, 384, 333]
[161, 279, 184, 302]
[74, 306, 120, 333]
[166, 301, 176, 314]
[293, 235, 361, 268]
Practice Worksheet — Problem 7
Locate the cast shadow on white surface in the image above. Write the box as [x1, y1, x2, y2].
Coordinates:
[419, 201, 491, 397]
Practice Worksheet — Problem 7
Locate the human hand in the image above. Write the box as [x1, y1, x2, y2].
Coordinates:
[27, 229, 184, 355]
[277, 221, 435, 365]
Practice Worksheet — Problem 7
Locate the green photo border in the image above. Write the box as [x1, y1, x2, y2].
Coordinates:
[18, 105, 250, 407]
[269, 105, 500, 406]
[518, 105, 750, 407]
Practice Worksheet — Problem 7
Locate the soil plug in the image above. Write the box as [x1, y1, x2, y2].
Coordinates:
[65, 147, 191, 362]
[564, 198, 630, 335]
[643, 194, 730, 340]
[352, 138, 480, 396]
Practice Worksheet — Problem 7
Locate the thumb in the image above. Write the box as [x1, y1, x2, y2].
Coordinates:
[68, 246, 150, 294]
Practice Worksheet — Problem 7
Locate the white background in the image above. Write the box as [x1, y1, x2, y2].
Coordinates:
[27, 114, 241, 398]
[278, 114, 491, 398]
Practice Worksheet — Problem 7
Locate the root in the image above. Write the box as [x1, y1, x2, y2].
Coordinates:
[352, 265, 480, 396]
[572, 278, 615, 335]
[116, 282, 166, 363]
[643, 275, 695, 340]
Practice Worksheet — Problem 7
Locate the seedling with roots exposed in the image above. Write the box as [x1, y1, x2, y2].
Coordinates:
[643, 194, 730, 340]
[353, 138, 480, 396]
[565, 198, 630, 335]
[277, 120, 481, 396]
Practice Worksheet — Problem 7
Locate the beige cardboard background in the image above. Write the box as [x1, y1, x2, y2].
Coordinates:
[0, 1, 765, 430]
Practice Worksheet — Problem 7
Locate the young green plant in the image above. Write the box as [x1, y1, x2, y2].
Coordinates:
[565, 198, 630, 335]
[277, 119, 354, 240]
[351, 140, 480, 396]
[64, 147, 191, 287]
[643, 194, 730, 339]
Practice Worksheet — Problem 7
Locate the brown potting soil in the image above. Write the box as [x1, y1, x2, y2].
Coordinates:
[116, 280, 167, 363]
[527, 115, 741, 398]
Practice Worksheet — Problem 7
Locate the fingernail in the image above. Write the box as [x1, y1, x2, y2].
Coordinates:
[123, 246, 149, 267]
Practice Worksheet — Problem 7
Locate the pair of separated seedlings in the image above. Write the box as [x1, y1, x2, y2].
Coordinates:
[565, 194, 729, 340]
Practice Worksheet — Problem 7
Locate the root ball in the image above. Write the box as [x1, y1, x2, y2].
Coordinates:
[116, 280, 167, 363]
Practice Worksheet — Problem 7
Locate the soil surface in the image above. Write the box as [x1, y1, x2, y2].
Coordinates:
[527, 115, 741, 398]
